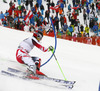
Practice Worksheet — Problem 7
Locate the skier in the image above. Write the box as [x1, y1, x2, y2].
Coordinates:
[16, 30, 54, 78]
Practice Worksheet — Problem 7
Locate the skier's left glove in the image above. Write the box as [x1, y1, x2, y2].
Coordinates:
[48, 46, 54, 53]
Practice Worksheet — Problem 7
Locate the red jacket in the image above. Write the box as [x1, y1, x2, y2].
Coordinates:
[63, 16, 67, 23]
[97, 4, 100, 10]
[8, 8, 13, 16]
[14, 10, 21, 17]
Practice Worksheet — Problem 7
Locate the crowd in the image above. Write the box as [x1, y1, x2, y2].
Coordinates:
[0, 0, 100, 46]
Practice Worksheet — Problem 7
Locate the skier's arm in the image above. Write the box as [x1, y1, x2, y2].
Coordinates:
[32, 39, 49, 52]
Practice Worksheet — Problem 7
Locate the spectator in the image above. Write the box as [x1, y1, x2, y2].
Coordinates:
[9, 1, 13, 7]
[4, 10, 9, 17]
[60, 2, 64, 12]
[2, 18, 8, 27]
[85, 24, 90, 37]
[72, 0, 76, 6]
[37, 0, 42, 7]
[6, 15, 14, 26]
[80, 24, 84, 35]
[50, 1, 55, 13]
[30, 15, 35, 26]
[14, 20, 20, 29]
[60, 15, 64, 27]
[18, 0, 21, 5]
[68, 24, 74, 36]
[97, 3, 100, 15]
[83, 12, 87, 24]
[89, 19, 95, 31]
[46, 1, 51, 12]
[29, 24, 35, 32]
[59, 7, 63, 16]
[89, 11, 94, 20]
[62, 23, 68, 33]
[76, 0, 80, 4]
[86, 7, 90, 19]
[54, 15, 59, 32]
[63, 15, 67, 24]
[39, 13, 44, 22]
[36, 18, 42, 27]
[14, 7, 21, 17]
[40, 4, 44, 15]
[45, 10, 50, 23]
[50, 5, 60, 16]
[24, 24, 29, 32]
[94, 15, 98, 22]
[19, 21, 24, 31]
[90, 3, 95, 11]
[79, 3, 82, 13]
[42, 18, 48, 26]
[89, 0, 93, 4]
[63, 0, 67, 7]
[68, 4, 71, 12]
[92, 23, 98, 33]
[25, 0, 33, 10]
[86, 0, 89, 8]
[0, 11, 4, 21]
[70, 16, 75, 30]
[21, 4, 26, 15]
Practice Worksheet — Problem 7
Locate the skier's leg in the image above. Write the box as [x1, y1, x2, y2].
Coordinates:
[22, 56, 36, 75]
[16, 49, 36, 74]
[31, 57, 41, 71]
[31, 57, 46, 75]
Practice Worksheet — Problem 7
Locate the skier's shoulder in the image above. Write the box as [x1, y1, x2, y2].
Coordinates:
[31, 36, 40, 44]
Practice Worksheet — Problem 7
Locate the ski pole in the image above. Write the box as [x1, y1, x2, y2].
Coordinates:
[53, 53, 67, 81]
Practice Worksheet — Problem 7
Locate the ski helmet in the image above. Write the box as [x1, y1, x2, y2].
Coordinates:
[33, 30, 43, 40]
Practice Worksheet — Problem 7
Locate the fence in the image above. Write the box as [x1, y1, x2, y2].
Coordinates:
[43, 31, 100, 46]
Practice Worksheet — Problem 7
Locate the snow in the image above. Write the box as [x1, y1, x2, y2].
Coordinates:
[0, 25, 100, 91]
[0, 0, 100, 91]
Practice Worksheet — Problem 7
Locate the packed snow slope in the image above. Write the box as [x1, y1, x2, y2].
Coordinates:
[0, 26, 100, 91]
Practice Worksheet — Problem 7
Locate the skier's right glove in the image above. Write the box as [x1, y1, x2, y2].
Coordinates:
[48, 46, 54, 53]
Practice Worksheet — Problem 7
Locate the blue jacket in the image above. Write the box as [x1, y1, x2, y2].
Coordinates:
[86, 2, 89, 7]
[86, 8, 90, 14]
[18, 0, 21, 5]
[89, 0, 93, 3]
[93, 25, 98, 31]
[68, 26, 73, 32]
[39, 16, 44, 22]
[30, 16, 35, 25]
[37, 0, 42, 7]
[94, 17, 98, 22]
[60, 3, 64, 9]
[0, 13, 4, 19]
[32, 7, 36, 12]
[4, 12, 9, 17]
[68, 4, 71, 10]
[14, 17, 18, 23]
[63, 24, 68, 31]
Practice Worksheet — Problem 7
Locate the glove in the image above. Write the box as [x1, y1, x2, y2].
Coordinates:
[48, 46, 54, 52]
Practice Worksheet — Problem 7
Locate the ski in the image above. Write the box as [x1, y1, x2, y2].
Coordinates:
[1, 70, 75, 89]
[7, 67, 76, 86]
[1, 67, 76, 89]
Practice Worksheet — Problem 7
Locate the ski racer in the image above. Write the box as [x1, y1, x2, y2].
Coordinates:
[16, 30, 54, 78]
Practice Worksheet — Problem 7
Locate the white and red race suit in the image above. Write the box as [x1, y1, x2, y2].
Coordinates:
[16, 36, 49, 69]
